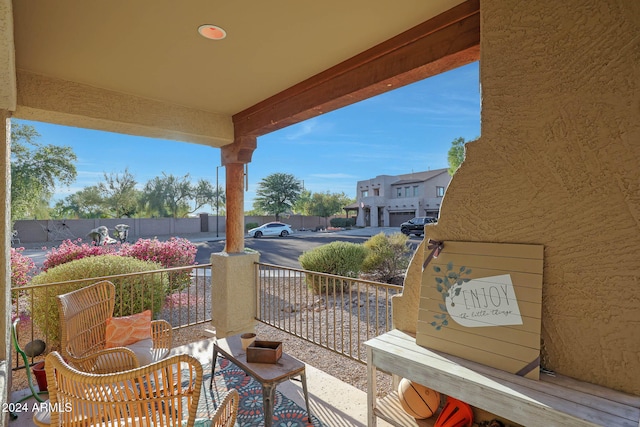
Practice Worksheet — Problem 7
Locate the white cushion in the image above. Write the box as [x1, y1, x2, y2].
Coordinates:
[33, 402, 50, 425]
[93, 338, 154, 372]
[125, 338, 154, 366]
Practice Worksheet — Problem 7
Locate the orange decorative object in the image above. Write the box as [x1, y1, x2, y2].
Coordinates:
[434, 396, 473, 427]
[397, 378, 441, 419]
[105, 310, 152, 348]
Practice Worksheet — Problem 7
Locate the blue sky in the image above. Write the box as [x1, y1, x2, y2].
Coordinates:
[18, 61, 480, 212]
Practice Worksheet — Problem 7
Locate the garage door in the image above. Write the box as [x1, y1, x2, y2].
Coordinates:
[389, 212, 415, 227]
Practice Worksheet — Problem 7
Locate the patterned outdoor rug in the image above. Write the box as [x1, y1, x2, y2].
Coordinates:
[198, 357, 326, 426]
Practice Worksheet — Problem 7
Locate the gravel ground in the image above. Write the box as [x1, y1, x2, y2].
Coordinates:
[254, 323, 393, 397]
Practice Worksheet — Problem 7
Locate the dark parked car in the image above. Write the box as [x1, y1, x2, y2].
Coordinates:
[400, 217, 437, 236]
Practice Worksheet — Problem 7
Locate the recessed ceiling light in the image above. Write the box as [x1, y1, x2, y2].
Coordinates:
[198, 24, 226, 40]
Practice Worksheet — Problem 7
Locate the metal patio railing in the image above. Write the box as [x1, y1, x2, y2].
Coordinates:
[10, 263, 213, 371]
[255, 262, 401, 363]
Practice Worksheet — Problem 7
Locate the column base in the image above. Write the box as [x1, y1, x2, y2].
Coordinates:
[210, 250, 260, 338]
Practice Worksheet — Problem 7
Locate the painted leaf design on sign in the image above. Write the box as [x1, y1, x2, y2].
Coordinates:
[431, 264, 472, 330]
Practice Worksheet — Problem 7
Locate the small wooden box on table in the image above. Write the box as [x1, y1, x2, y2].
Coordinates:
[365, 329, 640, 427]
[210, 334, 311, 427]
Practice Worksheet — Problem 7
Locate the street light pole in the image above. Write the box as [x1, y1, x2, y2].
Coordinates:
[300, 180, 305, 231]
[216, 166, 220, 238]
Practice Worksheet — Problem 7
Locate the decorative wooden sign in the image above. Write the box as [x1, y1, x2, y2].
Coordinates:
[416, 241, 544, 380]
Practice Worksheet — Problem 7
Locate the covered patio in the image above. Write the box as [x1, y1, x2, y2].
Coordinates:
[10, 335, 393, 427]
[2, 0, 639, 426]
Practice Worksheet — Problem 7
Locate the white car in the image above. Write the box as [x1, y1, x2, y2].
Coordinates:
[247, 222, 294, 238]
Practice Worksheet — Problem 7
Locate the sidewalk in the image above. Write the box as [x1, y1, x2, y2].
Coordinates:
[15, 226, 403, 250]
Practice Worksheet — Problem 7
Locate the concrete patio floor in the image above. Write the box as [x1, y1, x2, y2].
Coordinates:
[8, 337, 393, 427]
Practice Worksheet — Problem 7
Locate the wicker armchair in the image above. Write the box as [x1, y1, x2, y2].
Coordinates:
[35, 351, 239, 427]
[57, 280, 172, 373]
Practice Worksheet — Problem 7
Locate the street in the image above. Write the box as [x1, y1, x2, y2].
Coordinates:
[22, 230, 423, 270]
[194, 232, 422, 268]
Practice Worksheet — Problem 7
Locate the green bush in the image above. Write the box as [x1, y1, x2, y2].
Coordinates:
[30, 255, 168, 345]
[245, 222, 259, 231]
[298, 241, 368, 293]
[329, 217, 355, 228]
[362, 232, 411, 283]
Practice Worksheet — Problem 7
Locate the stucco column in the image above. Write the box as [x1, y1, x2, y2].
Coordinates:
[1, 111, 11, 415]
[212, 136, 258, 337]
[356, 206, 365, 227]
[210, 251, 260, 338]
[370, 206, 379, 228]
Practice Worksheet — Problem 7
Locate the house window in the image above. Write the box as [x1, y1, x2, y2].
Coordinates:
[397, 188, 402, 197]
[361, 190, 368, 197]
[405, 187, 410, 197]
[437, 186, 445, 197]
[373, 188, 379, 196]
[413, 186, 419, 197]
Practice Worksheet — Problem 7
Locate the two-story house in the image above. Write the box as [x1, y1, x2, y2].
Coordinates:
[349, 169, 451, 228]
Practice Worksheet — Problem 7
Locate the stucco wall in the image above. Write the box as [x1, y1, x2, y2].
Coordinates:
[2, 111, 12, 424]
[395, 0, 640, 395]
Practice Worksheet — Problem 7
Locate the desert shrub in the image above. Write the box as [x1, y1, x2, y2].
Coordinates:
[362, 232, 411, 283]
[30, 255, 168, 345]
[10, 247, 36, 288]
[245, 222, 259, 231]
[299, 241, 368, 293]
[119, 237, 196, 291]
[43, 238, 117, 271]
[329, 218, 354, 228]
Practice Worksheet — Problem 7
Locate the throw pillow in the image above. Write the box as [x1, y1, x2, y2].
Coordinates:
[105, 310, 152, 348]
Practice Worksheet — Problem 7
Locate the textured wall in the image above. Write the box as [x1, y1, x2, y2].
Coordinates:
[15, 71, 233, 148]
[395, 0, 640, 395]
[0, 0, 16, 111]
[2, 111, 11, 414]
[0, 109, 11, 362]
[210, 251, 260, 338]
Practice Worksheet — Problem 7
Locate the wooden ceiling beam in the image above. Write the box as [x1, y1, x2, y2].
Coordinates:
[233, 0, 480, 138]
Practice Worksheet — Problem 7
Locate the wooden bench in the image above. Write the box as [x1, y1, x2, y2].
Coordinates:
[366, 329, 640, 427]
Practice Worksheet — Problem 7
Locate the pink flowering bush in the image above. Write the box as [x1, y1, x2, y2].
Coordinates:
[120, 237, 196, 267]
[10, 247, 36, 288]
[39, 237, 196, 293]
[120, 237, 197, 291]
[10, 247, 36, 325]
[43, 239, 117, 271]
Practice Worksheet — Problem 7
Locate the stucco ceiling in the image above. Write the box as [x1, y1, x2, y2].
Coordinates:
[11, 0, 464, 116]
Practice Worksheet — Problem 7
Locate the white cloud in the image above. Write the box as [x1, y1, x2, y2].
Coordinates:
[284, 118, 320, 140]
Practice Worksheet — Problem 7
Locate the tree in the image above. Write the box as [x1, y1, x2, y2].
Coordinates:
[140, 173, 222, 218]
[209, 183, 226, 216]
[98, 168, 140, 217]
[253, 173, 302, 221]
[447, 136, 468, 175]
[192, 179, 225, 215]
[141, 173, 192, 218]
[307, 191, 353, 226]
[10, 124, 77, 219]
[292, 189, 312, 215]
[56, 186, 106, 218]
